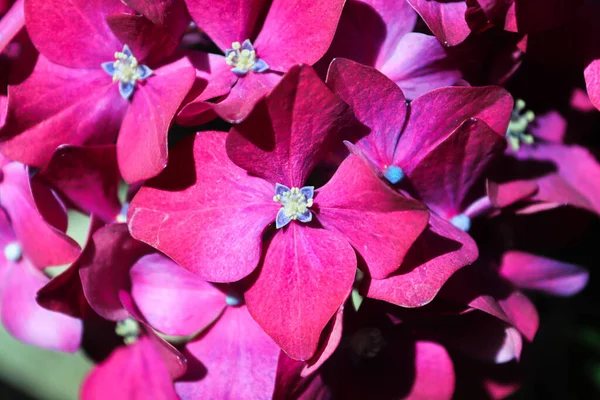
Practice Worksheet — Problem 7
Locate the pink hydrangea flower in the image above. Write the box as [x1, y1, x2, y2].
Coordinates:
[128, 66, 429, 360]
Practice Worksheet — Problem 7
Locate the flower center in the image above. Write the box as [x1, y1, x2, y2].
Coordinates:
[101, 45, 153, 100]
[3, 242, 22, 262]
[225, 39, 269, 76]
[273, 183, 314, 229]
[507, 99, 535, 151]
[115, 318, 141, 345]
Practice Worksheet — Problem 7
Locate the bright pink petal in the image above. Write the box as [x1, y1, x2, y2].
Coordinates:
[316, 155, 429, 280]
[82, 333, 179, 400]
[394, 86, 513, 168]
[1, 257, 82, 352]
[0, 162, 80, 267]
[246, 224, 355, 361]
[117, 57, 196, 183]
[326, 58, 407, 170]
[0, 55, 127, 167]
[364, 213, 477, 307]
[79, 224, 152, 321]
[487, 180, 538, 208]
[212, 70, 281, 123]
[227, 65, 353, 187]
[500, 251, 589, 296]
[407, 341, 455, 400]
[255, 0, 345, 72]
[585, 59, 600, 111]
[128, 132, 277, 282]
[24, 0, 128, 68]
[405, 119, 506, 218]
[378, 33, 461, 100]
[185, 0, 269, 51]
[130, 253, 227, 336]
[176, 306, 281, 400]
[37, 145, 122, 223]
[407, 0, 471, 46]
[118, 0, 189, 39]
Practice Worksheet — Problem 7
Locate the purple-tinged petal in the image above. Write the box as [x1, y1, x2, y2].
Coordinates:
[117, 57, 195, 183]
[130, 253, 227, 336]
[24, 0, 128, 68]
[227, 65, 353, 187]
[363, 213, 477, 307]
[119, 0, 189, 39]
[487, 180, 538, 209]
[185, 0, 269, 51]
[377, 32, 461, 100]
[37, 145, 122, 223]
[407, 340, 455, 399]
[0, 162, 80, 267]
[81, 332, 179, 400]
[176, 306, 280, 399]
[407, 0, 471, 46]
[128, 132, 277, 282]
[212, 70, 281, 123]
[36, 215, 105, 319]
[0, 54, 127, 167]
[79, 224, 152, 321]
[394, 86, 513, 168]
[255, 0, 345, 72]
[1, 257, 82, 352]
[0, 0, 23, 55]
[316, 155, 429, 280]
[500, 251, 589, 297]
[405, 118, 506, 219]
[246, 224, 355, 361]
[326, 58, 407, 171]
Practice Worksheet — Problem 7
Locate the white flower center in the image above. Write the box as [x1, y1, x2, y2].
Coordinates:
[273, 184, 314, 229]
[225, 39, 269, 76]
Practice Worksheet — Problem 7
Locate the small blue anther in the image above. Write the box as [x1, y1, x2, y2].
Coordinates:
[226, 292, 243, 307]
[450, 214, 472, 232]
[384, 165, 405, 184]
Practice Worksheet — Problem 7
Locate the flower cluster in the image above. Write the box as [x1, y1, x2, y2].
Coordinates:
[0, 0, 598, 398]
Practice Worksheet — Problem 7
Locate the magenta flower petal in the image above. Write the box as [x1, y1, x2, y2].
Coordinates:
[301, 306, 344, 377]
[130, 253, 227, 336]
[363, 213, 477, 307]
[0, 55, 127, 167]
[212, 70, 281, 123]
[0, 162, 80, 267]
[245, 224, 355, 361]
[487, 180, 538, 208]
[176, 306, 281, 399]
[326, 58, 407, 171]
[117, 57, 195, 183]
[82, 332, 180, 400]
[378, 32, 461, 100]
[226, 65, 352, 187]
[584, 59, 600, 110]
[120, 0, 189, 30]
[79, 224, 152, 321]
[405, 118, 506, 219]
[394, 86, 513, 168]
[37, 145, 122, 223]
[316, 155, 429, 280]
[185, 0, 269, 51]
[128, 132, 277, 282]
[36, 215, 105, 319]
[254, 0, 345, 72]
[25, 0, 128, 68]
[407, 0, 471, 46]
[500, 251, 589, 297]
[408, 340, 455, 399]
[1, 256, 82, 352]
